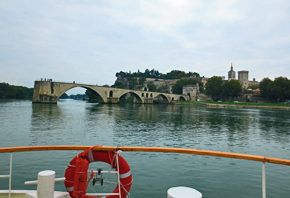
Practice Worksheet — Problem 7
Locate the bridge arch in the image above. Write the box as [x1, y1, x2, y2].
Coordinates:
[153, 93, 170, 103]
[56, 85, 106, 103]
[178, 96, 186, 101]
[84, 87, 106, 103]
[119, 91, 143, 103]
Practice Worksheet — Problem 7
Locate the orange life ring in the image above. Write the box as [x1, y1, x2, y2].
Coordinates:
[64, 146, 132, 198]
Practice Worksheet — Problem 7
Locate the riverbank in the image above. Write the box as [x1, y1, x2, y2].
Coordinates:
[178, 101, 290, 110]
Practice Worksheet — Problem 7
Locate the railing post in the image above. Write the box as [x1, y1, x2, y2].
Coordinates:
[9, 153, 12, 198]
[116, 150, 121, 198]
[262, 162, 266, 198]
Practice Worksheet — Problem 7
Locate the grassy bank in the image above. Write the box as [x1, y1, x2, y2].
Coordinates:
[178, 101, 290, 108]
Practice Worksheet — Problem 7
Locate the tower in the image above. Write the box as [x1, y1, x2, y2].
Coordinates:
[238, 71, 249, 89]
[228, 63, 236, 80]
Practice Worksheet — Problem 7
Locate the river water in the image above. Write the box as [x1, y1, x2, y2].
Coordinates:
[0, 99, 290, 198]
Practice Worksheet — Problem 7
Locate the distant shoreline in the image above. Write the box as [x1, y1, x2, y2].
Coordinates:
[204, 103, 290, 110]
[177, 101, 290, 110]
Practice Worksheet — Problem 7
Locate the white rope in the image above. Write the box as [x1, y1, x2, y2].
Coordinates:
[100, 178, 118, 193]
[65, 180, 74, 183]
[120, 181, 131, 198]
[67, 163, 75, 168]
[115, 150, 131, 198]
[87, 183, 97, 193]
[86, 150, 131, 197]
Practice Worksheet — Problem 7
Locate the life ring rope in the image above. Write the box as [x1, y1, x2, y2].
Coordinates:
[85, 168, 132, 197]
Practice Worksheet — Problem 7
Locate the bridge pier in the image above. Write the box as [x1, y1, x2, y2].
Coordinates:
[107, 97, 120, 104]
[32, 81, 58, 104]
[144, 98, 153, 104]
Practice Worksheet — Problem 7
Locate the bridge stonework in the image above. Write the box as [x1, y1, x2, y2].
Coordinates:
[32, 81, 190, 104]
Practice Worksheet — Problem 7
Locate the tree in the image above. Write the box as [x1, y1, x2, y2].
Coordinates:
[129, 78, 137, 89]
[6, 86, 17, 98]
[156, 87, 163, 92]
[176, 72, 187, 79]
[205, 76, 223, 101]
[222, 79, 242, 101]
[259, 78, 272, 99]
[115, 69, 199, 80]
[59, 93, 69, 99]
[172, 79, 187, 94]
[115, 71, 126, 78]
[15, 88, 25, 99]
[111, 81, 125, 89]
[267, 77, 290, 103]
[166, 70, 184, 79]
[138, 77, 146, 85]
[247, 84, 259, 89]
[0, 83, 34, 99]
[144, 69, 150, 78]
[147, 83, 157, 91]
[85, 89, 99, 99]
[187, 72, 200, 77]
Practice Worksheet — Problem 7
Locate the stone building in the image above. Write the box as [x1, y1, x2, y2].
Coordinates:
[248, 78, 259, 87]
[238, 71, 249, 89]
[227, 63, 259, 89]
[182, 84, 199, 101]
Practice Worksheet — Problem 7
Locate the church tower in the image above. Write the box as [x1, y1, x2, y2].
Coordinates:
[228, 63, 236, 80]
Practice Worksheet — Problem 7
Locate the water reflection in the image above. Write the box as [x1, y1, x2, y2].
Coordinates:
[31, 103, 62, 130]
[28, 101, 290, 154]
[1, 100, 290, 198]
[30, 103, 65, 145]
[258, 110, 290, 144]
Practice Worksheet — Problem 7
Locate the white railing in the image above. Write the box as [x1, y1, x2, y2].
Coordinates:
[0, 149, 123, 198]
[1, 146, 290, 198]
[0, 153, 12, 198]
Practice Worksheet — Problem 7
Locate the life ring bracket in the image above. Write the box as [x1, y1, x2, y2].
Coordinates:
[64, 147, 132, 198]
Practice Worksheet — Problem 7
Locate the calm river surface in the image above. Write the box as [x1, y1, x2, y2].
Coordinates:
[0, 99, 290, 198]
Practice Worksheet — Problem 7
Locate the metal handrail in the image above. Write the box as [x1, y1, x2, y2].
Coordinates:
[1, 146, 290, 165]
[1, 145, 290, 198]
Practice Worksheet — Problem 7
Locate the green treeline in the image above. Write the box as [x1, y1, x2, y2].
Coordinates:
[205, 77, 242, 101]
[204, 76, 290, 103]
[0, 83, 33, 99]
[116, 69, 200, 79]
[114, 69, 202, 94]
[259, 77, 290, 103]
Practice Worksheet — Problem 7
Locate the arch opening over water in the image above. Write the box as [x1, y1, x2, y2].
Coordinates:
[153, 94, 170, 103]
[119, 92, 143, 103]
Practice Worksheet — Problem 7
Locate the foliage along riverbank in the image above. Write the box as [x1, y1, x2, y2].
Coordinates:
[0, 83, 33, 99]
[178, 101, 290, 109]
[175, 101, 290, 110]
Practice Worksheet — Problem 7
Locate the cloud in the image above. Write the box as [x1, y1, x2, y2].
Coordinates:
[0, 0, 290, 93]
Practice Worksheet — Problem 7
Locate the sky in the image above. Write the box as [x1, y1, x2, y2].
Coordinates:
[1, 0, 290, 94]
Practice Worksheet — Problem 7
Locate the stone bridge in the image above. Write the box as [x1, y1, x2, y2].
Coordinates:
[32, 81, 190, 104]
